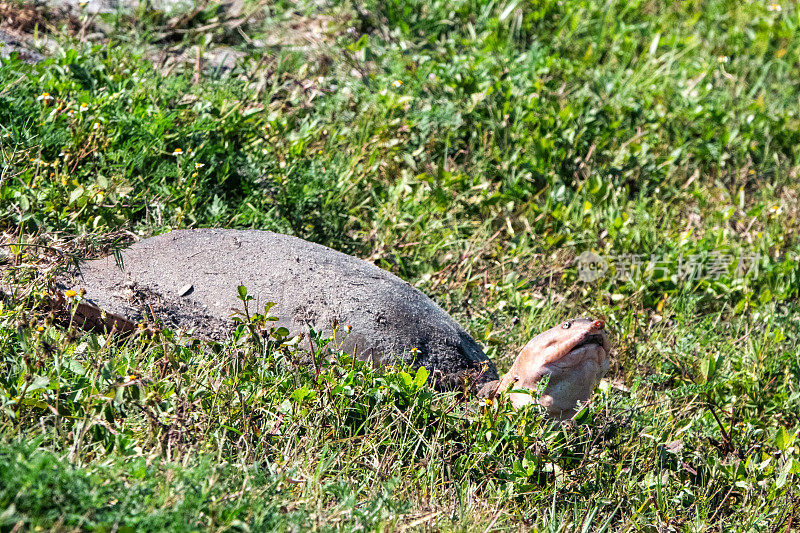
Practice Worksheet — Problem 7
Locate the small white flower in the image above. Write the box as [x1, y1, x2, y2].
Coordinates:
[172, 148, 184, 155]
[195, 162, 204, 169]
[392, 80, 403, 88]
[37, 92, 54, 101]
[717, 55, 729, 63]
[767, 3, 781, 11]
[80, 103, 89, 111]
[92, 122, 101, 130]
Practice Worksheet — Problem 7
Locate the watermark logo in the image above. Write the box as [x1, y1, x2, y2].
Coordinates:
[576, 251, 610, 282]
[576, 251, 763, 282]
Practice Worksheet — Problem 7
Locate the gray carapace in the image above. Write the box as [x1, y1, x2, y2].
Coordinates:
[58, 229, 499, 389]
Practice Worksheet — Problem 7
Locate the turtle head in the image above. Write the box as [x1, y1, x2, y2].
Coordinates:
[497, 317, 611, 418]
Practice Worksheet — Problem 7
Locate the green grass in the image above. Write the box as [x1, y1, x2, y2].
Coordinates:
[1, 0, 799, 529]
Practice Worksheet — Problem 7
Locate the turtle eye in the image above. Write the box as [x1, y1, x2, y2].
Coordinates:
[562, 321, 572, 329]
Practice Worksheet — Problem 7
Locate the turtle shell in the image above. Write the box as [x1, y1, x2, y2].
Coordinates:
[58, 229, 498, 389]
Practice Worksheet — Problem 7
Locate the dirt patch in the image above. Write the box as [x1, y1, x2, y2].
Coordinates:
[0, 1, 44, 33]
[4, 0, 340, 86]
[0, 2, 81, 34]
[0, 1, 82, 62]
[46, 0, 194, 15]
[0, 28, 41, 62]
[254, 13, 335, 48]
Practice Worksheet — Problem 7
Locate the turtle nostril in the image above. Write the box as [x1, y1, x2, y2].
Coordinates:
[593, 320, 605, 330]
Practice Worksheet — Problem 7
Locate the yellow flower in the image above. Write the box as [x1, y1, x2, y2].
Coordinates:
[37, 326, 45, 332]
[191, 172, 198, 178]
[172, 148, 183, 155]
[65, 289, 78, 298]
[484, 398, 493, 406]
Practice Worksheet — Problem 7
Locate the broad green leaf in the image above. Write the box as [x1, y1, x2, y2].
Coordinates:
[63, 358, 86, 375]
[775, 427, 795, 452]
[26, 375, 50, 392]
[69, 186, 85, 204]
[776, 457, 792, 489]
[291, 386, 310, 403]
[399, 371, 413, 389]
[699, 352, 718, 383]
[414, 366, 429, 389]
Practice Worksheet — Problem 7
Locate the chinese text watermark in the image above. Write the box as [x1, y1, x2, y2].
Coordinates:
[576, 251, 763, 283]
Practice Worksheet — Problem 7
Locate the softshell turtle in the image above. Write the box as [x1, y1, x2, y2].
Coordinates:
[57, 229, 612, 414]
